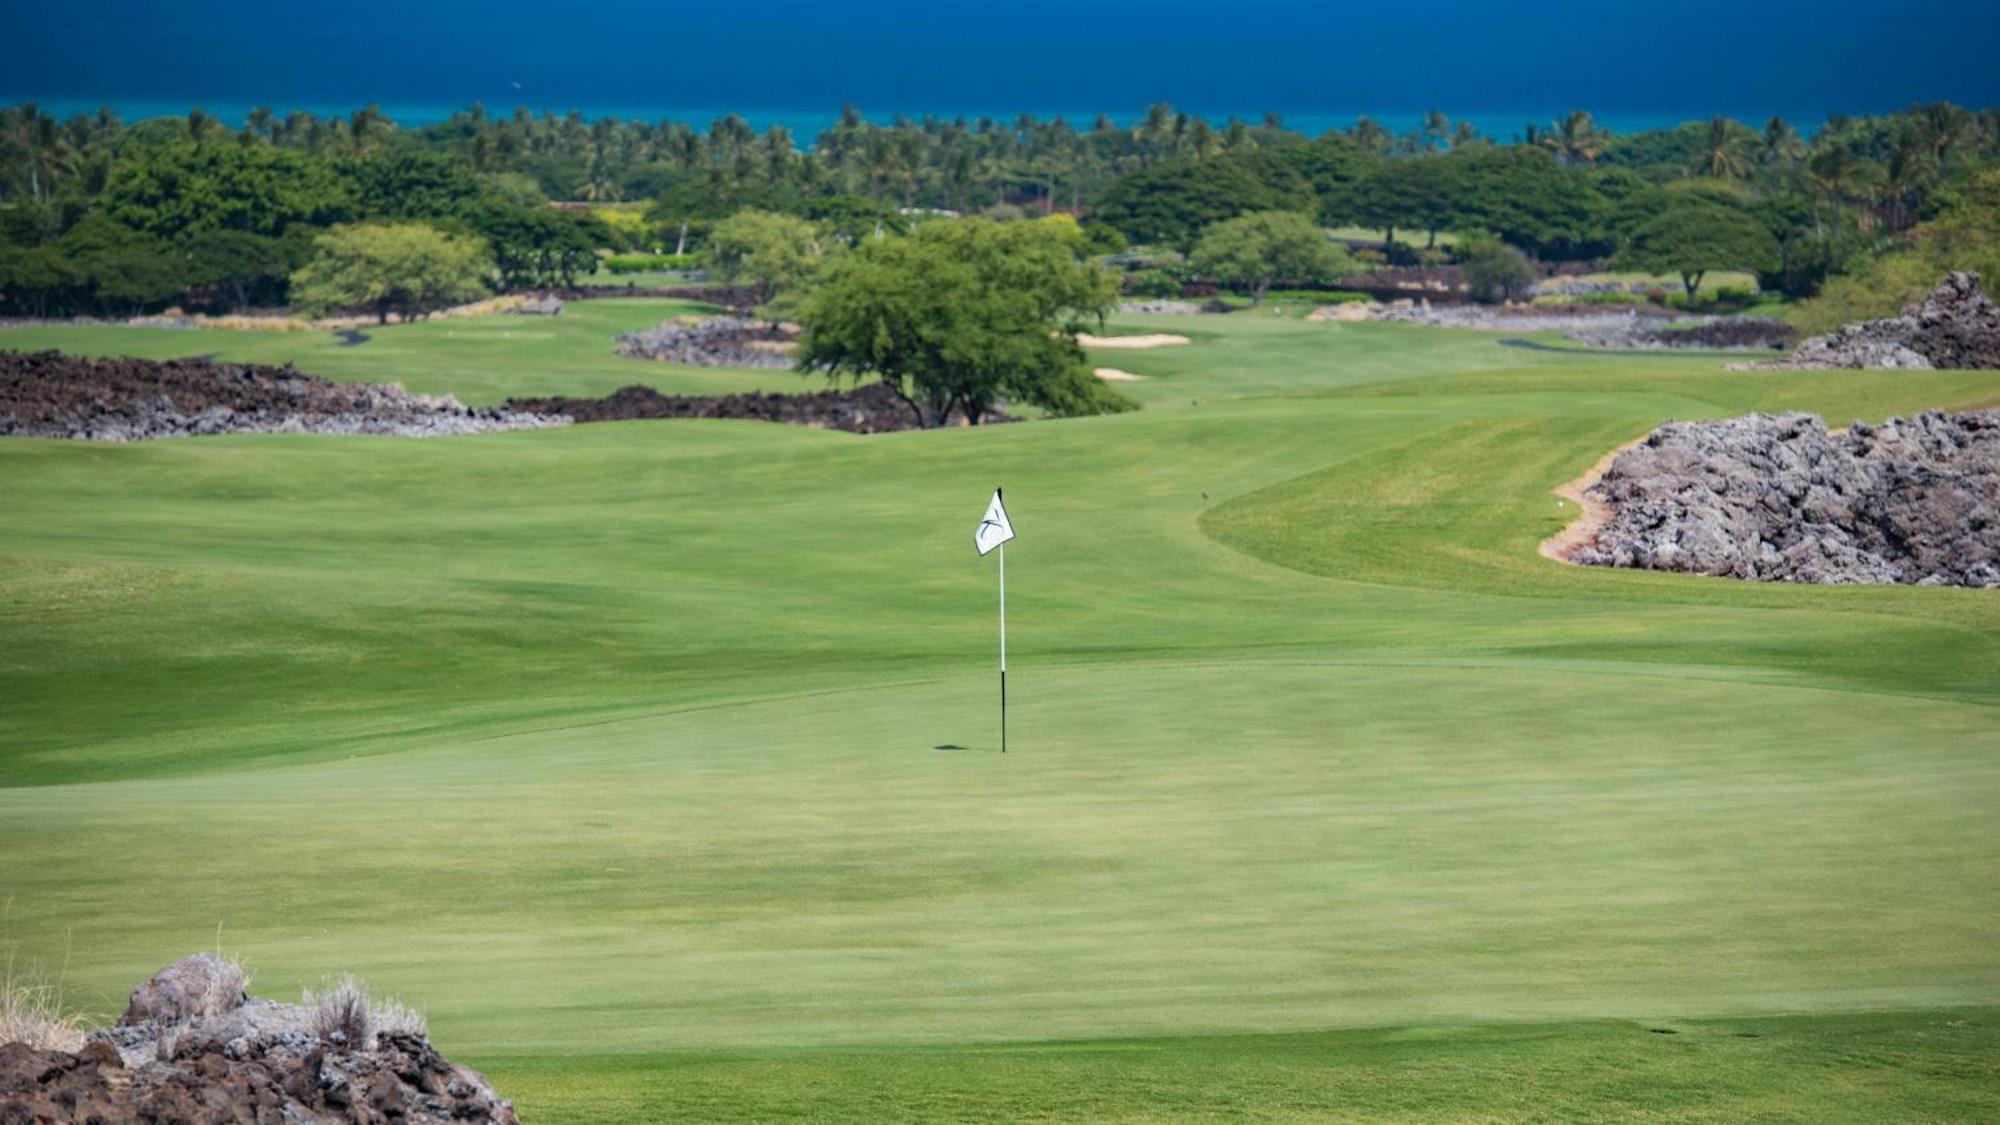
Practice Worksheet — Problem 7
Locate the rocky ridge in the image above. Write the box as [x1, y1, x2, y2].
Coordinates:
[0, 350, 565, 440]
[1742, 271, 2000, 370]
[614, 315, 798, 368]
[1571, 410, 2000, 587]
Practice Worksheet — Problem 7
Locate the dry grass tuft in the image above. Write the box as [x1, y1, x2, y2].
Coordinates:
[303, 975, 427, 1049]
[1, 958, 86, 1052]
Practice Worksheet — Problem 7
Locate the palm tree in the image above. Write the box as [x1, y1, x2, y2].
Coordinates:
[1421, 109, 1450, 152]
[1349, 116, 1391, 154]
[1543, 110, 1608, 165]
[1804, 145, 1881, 231]
[1689, 115, 1752, 179]
[1759, 117, 1805, 169]
[1879, 120, 1938, 229]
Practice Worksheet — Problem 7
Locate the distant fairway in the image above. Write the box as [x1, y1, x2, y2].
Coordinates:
[3, 309, 1998, 1119]
[0, 297, 803, 403]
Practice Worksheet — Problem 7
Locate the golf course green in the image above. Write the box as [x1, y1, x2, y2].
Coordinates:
[3, 304, 1997, 1120]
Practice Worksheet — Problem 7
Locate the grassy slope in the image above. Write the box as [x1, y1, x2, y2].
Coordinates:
[2, 310, 1997, 1118]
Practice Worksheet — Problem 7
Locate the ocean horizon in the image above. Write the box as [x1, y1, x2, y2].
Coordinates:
[0, 96, 1871, 143]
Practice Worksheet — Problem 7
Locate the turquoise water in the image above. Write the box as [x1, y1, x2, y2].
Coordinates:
[0, 98, 1831, 141]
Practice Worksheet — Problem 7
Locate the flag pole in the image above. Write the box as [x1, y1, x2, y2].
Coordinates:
[998, 538, 1007, 753]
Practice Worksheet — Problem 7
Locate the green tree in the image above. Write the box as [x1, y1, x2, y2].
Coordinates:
[1615, 199, 1778, 306]
[464, 204, 601, 290]
[706, 209, 828, 310]
[1460, 238, 1538, 303]
[101, 142, 352, 238]
[1093, 153, 1314, 252]
[289, 222, 491, 324]
[797, 216, 1130, 427]
[1191, 211, 1351, 305]
[183, 228, 296, 308]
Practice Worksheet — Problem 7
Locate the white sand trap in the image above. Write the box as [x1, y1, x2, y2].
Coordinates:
[1077, 333, 1191, 349]
[1093, 367, 1146, 381]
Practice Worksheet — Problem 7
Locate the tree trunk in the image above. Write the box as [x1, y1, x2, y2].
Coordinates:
[675, 219, 688, 257]
[1682, 271, 1704, 308]
[377, 299, 390, 326]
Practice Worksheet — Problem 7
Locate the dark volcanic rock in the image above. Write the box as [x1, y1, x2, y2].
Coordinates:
[2, 956, 518, 1124]
[1573, 410, 2000, 587]
[122, 951, 247, 1025]
[0, 350, 567, 440]
[615, 315, 798, 368]
[1750, 271, 2000, 370]
[509, 380, 1011, 433]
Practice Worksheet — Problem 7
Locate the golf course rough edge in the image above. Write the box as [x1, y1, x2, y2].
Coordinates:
[1551, 410, 2000, 586]
[1, 954, 518, 1123]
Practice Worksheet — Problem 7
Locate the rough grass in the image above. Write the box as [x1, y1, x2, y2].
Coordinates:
[1, 957, 85, 1052]
[2, 309, 1997, 1118]
[305, 975, 427, 1048]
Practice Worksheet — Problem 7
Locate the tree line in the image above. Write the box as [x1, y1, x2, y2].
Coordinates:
[2, 100, 1997, 317]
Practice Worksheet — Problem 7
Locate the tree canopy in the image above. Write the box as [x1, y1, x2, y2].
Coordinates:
[1191, 211, 1352, 304]
[289, 222, 491, 323]
[797, 216, 1131, 427]
[1615, 198, 1780, 305]
[706, 209, 829, 311]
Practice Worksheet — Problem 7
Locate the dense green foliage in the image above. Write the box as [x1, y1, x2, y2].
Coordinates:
[705, 209, 828, 309]
[1615, 198, 1781, 304]
[288, 222, 492, 322]
[1460, 237, 1538, 303]
[2, 97, 1999, 323]
[797, 216, 1130, 424]
[1190, 210, 1352, 304]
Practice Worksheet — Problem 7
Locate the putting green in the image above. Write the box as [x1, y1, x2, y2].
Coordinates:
[2, 308, 1997, 1118]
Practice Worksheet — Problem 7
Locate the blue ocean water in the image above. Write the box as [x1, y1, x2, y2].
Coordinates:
[3, 1, 1993, 135]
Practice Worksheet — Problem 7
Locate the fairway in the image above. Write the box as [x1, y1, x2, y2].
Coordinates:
[4, 310, 1999, 1118]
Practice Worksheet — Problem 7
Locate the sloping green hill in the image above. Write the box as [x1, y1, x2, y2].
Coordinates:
[3, 310, 1996, 1119]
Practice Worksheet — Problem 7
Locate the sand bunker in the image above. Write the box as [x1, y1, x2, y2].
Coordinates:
[1093, 367, 1145, 381]
[1077, 333, 1190, 349]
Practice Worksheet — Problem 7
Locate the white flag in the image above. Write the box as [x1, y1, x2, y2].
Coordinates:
[975, 489, 1015, 556]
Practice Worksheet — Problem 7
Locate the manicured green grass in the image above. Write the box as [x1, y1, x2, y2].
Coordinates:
[2, 309, 1997, 1119]
[0, 297, 807, 403]
[485, 1009, 2000, 1123]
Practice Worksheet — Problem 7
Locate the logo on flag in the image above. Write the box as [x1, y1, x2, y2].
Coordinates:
[975, 489, 1015, 556]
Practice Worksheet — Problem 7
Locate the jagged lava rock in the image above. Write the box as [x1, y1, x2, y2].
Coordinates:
[1748, 271, 2000, 370]
[1573, 410, 2000, 587]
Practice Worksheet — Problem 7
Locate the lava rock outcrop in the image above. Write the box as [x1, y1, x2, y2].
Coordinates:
[1572, 410, 2000, 587]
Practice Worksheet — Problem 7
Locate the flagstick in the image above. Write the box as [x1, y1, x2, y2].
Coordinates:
[998, 540, 1007, 753]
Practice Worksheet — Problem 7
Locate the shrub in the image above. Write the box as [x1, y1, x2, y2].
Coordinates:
[1462, 240, 1538, 304]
